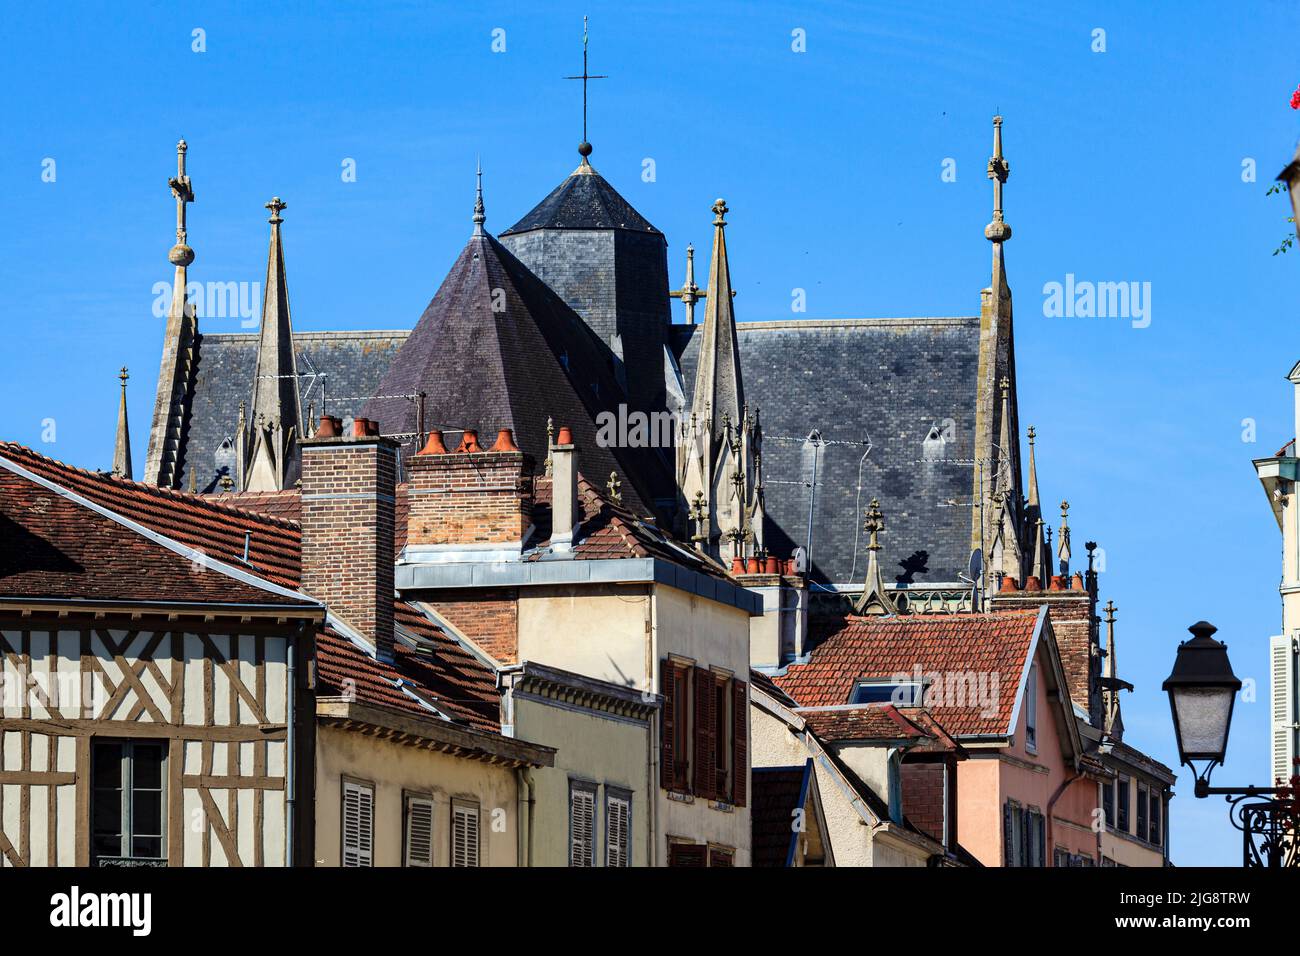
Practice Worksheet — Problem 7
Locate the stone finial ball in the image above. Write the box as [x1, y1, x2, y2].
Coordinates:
[168, 243, 195, 266]
[578, 141, 593, 157]
[984, 221, 1012, 242]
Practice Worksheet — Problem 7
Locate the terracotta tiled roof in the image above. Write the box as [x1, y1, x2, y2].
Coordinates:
[797, 704, 929, 742]
[0, 443, 501, 731]
[775, 611, 1041, 737]
[751, 764, 811, 867]
[316, 603, 500, 732]
[0, 464, 310, 608]
[529, 474, 729, 577]
[751, 668, 799, 708]
[0, 443, 301, 589]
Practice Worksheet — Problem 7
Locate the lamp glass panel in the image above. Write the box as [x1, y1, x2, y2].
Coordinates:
[1172, 686, 1233, 758]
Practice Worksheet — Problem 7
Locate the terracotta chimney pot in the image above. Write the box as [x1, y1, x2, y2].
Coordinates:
[731, 557, 746, 575]
[492, 428, 520, 452]
[418, 430, 448, 455]
[1049, 575, 1066, 591]
[556, 426, 574, 446]
[1024, 575, 1043, 591]
[746, 557, 761, 574]
[457, 429, 482, 453]
[1071, 572, 1086, 590]
[316, 415, 342, 438]
[999, 576, 1020, 592]
[764, 555, 780, 574]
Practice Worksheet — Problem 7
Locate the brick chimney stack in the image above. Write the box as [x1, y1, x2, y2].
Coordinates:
[405, 427, 534, 558]
[300, 416, 398, 662]
[550, 426, 578, 553]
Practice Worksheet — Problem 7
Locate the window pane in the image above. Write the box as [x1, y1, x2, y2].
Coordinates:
[134, 791, 163, 834]
[132, 836, 163, 859]
[93, 796, 122, 835]
[93, 834, 122, 858]
[132, 744, 164, 789]
[93, 742, 122, 788]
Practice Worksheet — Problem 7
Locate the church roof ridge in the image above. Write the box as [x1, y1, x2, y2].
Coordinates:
[677, 316, 979, 332]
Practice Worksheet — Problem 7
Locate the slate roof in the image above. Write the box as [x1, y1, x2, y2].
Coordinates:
[501, 163, 661, 236]
[751, 763, 812, 867]
[360, 232, 672, 516]
[775, 610, 1041, 738]
[180, 330, 407, 494]
[672, 317, 981, 587]
[0, 442, 503, 732]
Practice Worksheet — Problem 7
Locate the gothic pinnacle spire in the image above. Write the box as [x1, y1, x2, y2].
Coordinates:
[472, 157, 486, 235]
[1057, 499, 1071, 575]
[113, 366, 132, 480]
[853, 498, 897, 615]
[985, 115, 1011, 243]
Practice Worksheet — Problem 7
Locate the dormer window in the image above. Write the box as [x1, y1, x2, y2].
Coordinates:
[850, 679, 923, 707]
[922, 424, 948, 461]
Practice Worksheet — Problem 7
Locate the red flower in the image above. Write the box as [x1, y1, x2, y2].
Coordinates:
[1292, 85, 1300, 109]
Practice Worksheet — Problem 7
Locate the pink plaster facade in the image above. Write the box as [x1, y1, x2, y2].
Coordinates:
[956, 642, 1101, 866]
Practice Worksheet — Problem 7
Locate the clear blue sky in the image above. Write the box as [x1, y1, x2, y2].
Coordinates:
[2, 1, 1297, 865]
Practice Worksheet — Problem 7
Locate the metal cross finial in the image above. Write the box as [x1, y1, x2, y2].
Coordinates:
[863, 498, 884, 552]
[564, 15, 607, 158]
[713, 198, 729, 225]
[1027, 424, 1036, 445]
[265, 197, 286, 224]
[999, 375, 1010, 396]
[1103, 600, 1117, 623]
[1060, 500, 1070, 520]
[607, 470, 622, 504]
[119, 366, 129, 388]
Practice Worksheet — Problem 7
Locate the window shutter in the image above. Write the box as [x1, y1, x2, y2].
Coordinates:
[1035, 813, 1046, 867]
[404, 795, 434, 867]
[694, 667, 716, 799]
[661, 660, 677, 790]
[732, 679, 748, 807]
[1002, 803, 1013, 867]
[341, 780, 374, 868]
[451, 802, 480, 867]
[669, 843, 708, 867]
[708, 846, 734, 868]
[569, 786, 595, 867]
[606, 794, 630, 867]
[1270, 635, 1297, 785]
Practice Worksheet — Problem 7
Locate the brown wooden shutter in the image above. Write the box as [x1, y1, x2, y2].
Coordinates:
[694, 666, 716, 799]
[708, 846, 735, 867]
[669, 843, 708, 867]
[732, 679, 748, 807]
[660, 659, 676, 790]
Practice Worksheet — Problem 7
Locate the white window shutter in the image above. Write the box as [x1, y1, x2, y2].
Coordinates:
[342, 781, 374, 868]
[570, 787, 595, 867]
[1271, 635, 1297, 784]
[452, 803, 480, 867]
[405, 796, 435, 867]
[606, 794, 630, 867]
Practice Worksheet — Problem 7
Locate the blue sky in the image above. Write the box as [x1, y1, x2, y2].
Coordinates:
[2, 1, 1297, 865]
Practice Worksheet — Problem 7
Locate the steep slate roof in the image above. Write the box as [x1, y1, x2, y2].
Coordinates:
[0, 442, 502, 732]
[672, 317, 981, 587]
[180, 330, 406, 494]
[751, 763, 813, 867]
[501, 163, 661, 235]
[361, 232, 671, 515]
[775, 610, 1042, 737]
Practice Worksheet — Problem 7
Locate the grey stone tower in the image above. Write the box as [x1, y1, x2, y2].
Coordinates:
[498, 145, 670, 418]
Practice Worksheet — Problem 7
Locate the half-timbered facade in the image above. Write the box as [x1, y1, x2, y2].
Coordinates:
[0, 448, 323, 867]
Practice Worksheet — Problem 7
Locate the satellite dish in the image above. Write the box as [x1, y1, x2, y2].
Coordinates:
[792, 546, 808, 573]
[968, 548, 984, 582]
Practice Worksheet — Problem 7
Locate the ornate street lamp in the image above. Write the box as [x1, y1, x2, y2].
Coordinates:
[1163, 621, 1241, 784]
[1164, 621, 1299, 866]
